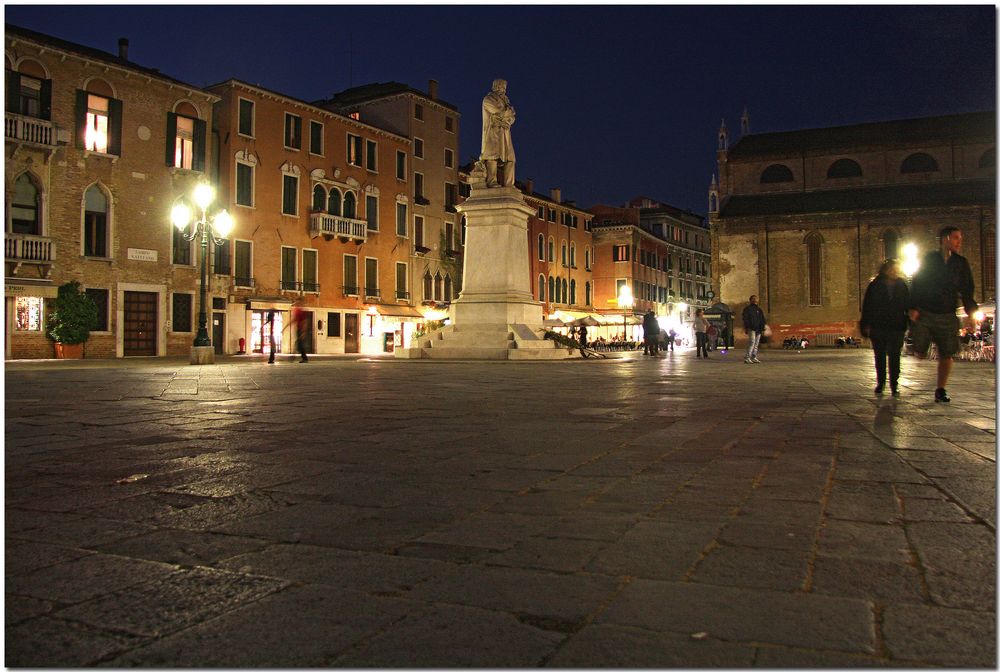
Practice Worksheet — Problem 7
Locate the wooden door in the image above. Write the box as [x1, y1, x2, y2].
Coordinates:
[344, 313, 359, 353]
[124, 291, 157, 356]
[212, 312, 225, 355]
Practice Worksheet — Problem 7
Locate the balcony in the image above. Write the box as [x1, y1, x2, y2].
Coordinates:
[395, 290, 410, 300]
[6, 113, 57, 149]
[309, 213, 368, 243]
[5, 232, 56, 278]
[364, 287, 381, 301]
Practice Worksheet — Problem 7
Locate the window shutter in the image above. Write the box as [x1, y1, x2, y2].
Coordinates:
[75, 89, 88, 149]
[7, 72, 21, 114]
[192, 118, 206, 172]
[39, 79, 52, 120]
[108, 98, 123, 156]
[165, 112, 177, 166]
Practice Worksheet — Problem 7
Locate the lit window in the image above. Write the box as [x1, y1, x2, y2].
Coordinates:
[174, 116, 194, 169]
[85, 94, 109, 153]
[15, 296, 43, 331]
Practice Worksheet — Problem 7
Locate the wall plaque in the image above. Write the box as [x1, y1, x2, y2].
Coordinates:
[127, 248, 158, 262]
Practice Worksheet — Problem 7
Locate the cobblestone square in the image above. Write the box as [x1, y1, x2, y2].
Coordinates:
[4, 349, 996, 666]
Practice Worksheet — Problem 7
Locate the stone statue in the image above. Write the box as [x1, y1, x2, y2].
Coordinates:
[480, 78, 516, 188]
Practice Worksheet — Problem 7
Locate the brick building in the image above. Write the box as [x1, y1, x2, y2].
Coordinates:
[317, 81, 464, 319]
[589, 198, 711, 339]
[710, 110, 996, 343]
[208, 80, 416, 355]
[5, 24, 218, 359]
[520, 181, 595, 319]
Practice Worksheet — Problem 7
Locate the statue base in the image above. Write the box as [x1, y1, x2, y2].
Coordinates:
[395, 186, 575, 360]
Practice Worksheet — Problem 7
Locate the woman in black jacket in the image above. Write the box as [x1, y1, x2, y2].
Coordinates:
[860, 259, 911, 395]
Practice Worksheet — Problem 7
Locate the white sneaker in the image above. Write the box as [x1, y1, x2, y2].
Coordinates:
[744, 358, 751, 364]
[751, 358, 760, 363]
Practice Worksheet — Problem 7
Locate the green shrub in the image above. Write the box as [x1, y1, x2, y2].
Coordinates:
[46, 281, 98, 345]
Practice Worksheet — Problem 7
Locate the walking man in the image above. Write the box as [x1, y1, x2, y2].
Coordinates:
[742, 295, 767, 363]
[909, 226, 978, 402]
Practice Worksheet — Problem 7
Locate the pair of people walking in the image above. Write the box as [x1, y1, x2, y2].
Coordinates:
[863, 226, 977, 402]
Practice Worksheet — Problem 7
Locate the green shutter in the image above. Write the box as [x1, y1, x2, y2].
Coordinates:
[108, 98, 123, 156]
[165, 112, 177, 166]
[75, 89, 88, 149]
[39, 79, 52, 120]
[192, 118, 206, 172]
[7, 72, 21, 114]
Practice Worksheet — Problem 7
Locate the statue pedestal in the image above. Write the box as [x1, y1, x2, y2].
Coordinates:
[395, 186, 574, 360]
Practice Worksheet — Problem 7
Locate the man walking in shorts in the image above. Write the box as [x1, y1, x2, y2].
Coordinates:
[909, 226, 978, 403]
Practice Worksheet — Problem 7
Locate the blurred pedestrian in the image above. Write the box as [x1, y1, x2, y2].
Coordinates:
[292, 303, 310, 363]
[694, 308, 710, 358]
[642, 310, 660, 355]
[742, 295, 767, 363]
[860, 259, 910, 396]
[266, 309, 276, 364]
[909, 226, 978, 402]
[578, 324, 588, 349]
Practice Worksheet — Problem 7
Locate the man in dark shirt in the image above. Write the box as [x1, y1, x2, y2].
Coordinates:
[742, 295, 767, 363]
[909, 226, 978, 403]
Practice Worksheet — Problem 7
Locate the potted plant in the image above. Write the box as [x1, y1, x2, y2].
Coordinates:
[47, 280, 98, 359]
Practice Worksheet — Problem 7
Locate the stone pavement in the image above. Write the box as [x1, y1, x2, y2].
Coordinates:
[4, 348, 996, 667]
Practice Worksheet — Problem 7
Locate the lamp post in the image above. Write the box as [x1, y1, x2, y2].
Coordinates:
[618, 284, 634, 340]
[171, 182, 233, 364]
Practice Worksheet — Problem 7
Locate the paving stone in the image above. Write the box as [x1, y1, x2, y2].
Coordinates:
[717, 521, 816, 551]
[488, 536, 608, 573]
[598, 578, 876, 653]
[416, 511, 560, 550]
[691, 545, 811, 591]
[332, 603, 565, 667]
[538, 513, 637, 542]
[5, 593, 57, 625]
[211, 501, 375, 545]
[901, 497, 975, 522]
[882, 604, 996, 666]
[217, 543, 457, 594]
[13, 516, 158, 549]
[817, 520, 910, 561]
[811, 556, 926, 603]
[5, 616, 146, 667]
[546, 623, 757, 666]
[586, 520, 718, 580]
[104, 584, 415, 667]
[4, 540, 93, 576]
[7, 553, 177, 603]
[752, 645, 898, 667]
[58, 567, 288, 637]
[92, 529, 269, 567]
[408, 563, 620, 624]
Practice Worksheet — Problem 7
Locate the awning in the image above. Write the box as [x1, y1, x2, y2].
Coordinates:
[376, 305, 425, 319]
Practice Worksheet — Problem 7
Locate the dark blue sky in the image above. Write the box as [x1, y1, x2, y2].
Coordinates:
[7, 5, 995, 215]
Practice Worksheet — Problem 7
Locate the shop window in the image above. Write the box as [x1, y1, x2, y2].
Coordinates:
[15, 296, 43, 331]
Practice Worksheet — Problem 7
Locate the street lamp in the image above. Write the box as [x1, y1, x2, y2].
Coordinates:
[901, 242, 920, 278]
[171, 182, 233, 363]
[618, 284, 634, 340]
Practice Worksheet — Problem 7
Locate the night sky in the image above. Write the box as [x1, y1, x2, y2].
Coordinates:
[6, 5, 995, 215]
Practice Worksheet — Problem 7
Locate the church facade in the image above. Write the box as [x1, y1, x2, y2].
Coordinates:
[709, 110, 996, 343]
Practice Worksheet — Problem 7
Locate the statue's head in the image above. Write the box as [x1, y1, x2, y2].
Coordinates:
[492, 78, 507, 93]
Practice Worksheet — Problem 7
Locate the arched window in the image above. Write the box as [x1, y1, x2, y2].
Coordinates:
[327, 188, 341, 215]
[434, 272, 443, 301]
[548, 236, 555, 262]
[343, 191, 357, 218]
[562, 278, 568, 304]
[83, 184, 108, 257]
[312, 185, 326, 212]
[561, 241, 567, 266]
[827, 158, 862, 179]
[444, 275, 453, 302]
[900, 152, 939, 174]
[423, 271, 433, 301]
[548, 276, 556, 303]
[979, 147, 995, 170]
[538, 274, 545, 302]
[570, 243, 576, 267]
[537, 234, 544, 261]
[805, 232, 823, 306]
[570, 279, 576, 305]
[883, 229, 899, 261]
[585, 246, 591, 270]
[585, 282, 592, 306]
[760, 164, 794, 184]
[11, 173, 40, 234]
[709, 193, 718, 212]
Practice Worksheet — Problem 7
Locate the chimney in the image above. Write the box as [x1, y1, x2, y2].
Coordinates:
[550, 187, 562, 203]
[118, 38, 129, 61]
[525, 178, 534, 194]
[428, 79, 439, 101]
